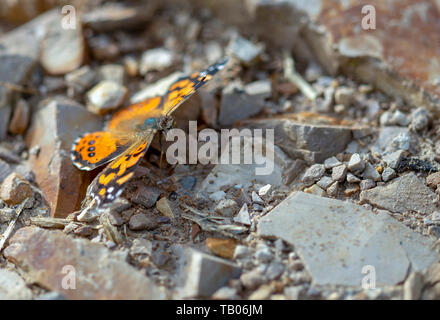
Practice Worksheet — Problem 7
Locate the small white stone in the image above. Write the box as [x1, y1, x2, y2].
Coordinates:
[234, 204, 251, 226]
[258, 184, 272, 196]
[252, 191, 264, 204]
[139, 48, 174, 74]
[348, 153, 365, 172]
[317, 176, 333, 189]
[381, 167, 396, 182]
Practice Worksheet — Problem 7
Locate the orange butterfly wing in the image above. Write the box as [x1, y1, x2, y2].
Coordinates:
[71, 131, 134, 171]
[88, 130, 156, 205]
[161, 58, 228, 116]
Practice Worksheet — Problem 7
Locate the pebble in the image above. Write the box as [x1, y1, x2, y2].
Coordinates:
[180, 249, 241, 298]
[302, 164, 325, 186]
[426, 172, 440, 188]
[362, 163, 381, 181]
[130, 238, 153, 256]
[317, 176, 333, 189]
[266, 261, 285, 280]
[381, 167, 396, 182]
[0, 172, 32, 205]
[346, 173, 361, 183]
[432, 212, 440, 221]
[347, 153, 365, 172]
[360, 179, 375, 191]
[97, 64, 125, 85]
[131, 185, 161, 208]
[205, 41, 223, 64]
[410, 108, 431, 131]
[334, 87, 355, 107]
[65, 66, 96, 92]
[212, 287, 239, 300]
[128, 213, 158, 231]
[0, 208, 15, 223]
[331, 164, 347, 182]
[258, 184, 272, 196]
[326, 181, 339, 197]
[251, 191, 264, 204]
[156, 197, 174, 219]
[428, 226, 440, 238]
[8, 99, 30, 135]
[249, 284, 273, 300]
[255, 246, 273, 263]
[123, 55, 139, 77]
[233, 245, 253, 260]
[382, 150, 405, 169]
[324, 156, 342, 169]
[240, 269, 265, 290]
[86, 80, 128, 115]
[390, 110, 410, 127]
[206, 238, 237, 259]
[139, 48, 174, 74]
[233, 204, 251, 226]
[40, 15, 85, 75]
[215, 199, 238, 217]
[304, 184, 325, 197]
[227, 35, 262, 66]
[284, 286, 303, 300]
[390, 132, 412, 151]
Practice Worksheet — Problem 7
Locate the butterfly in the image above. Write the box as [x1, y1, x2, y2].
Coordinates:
[71, 58, 228, 208]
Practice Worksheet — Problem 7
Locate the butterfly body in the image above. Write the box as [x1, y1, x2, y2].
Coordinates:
[71, 58, 228, 208]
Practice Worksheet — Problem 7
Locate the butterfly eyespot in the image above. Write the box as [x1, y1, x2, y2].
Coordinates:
[89, 140, 95, 145]
[88, 152, 95, 157]
[88, 147, 95, 151]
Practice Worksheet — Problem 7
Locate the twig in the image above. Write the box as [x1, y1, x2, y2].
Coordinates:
[180, 203, 248, 239]
[0, 81, 36, 95]
[0, 200, 28, 252]
[282, 51, 318, 100]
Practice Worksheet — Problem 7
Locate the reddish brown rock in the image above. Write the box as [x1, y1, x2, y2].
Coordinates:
[0, 172, 32, 205]
[3, 226, 165, 299]
[206, 238, 237, 260]
[8, 99, 30, 135]
[25, 97, 102, 217]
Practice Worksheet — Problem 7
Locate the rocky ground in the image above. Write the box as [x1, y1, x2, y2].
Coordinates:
[1, 0, 440, 300]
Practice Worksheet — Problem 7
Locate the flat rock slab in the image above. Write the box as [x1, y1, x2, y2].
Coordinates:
[257, 192, 437, 286]
[0, 269, 33, 299]
[4, 226, 165, 299]
[199, 136, 299, 193]
[241, 116, 355, 164]
[360, 172, 438, 215]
